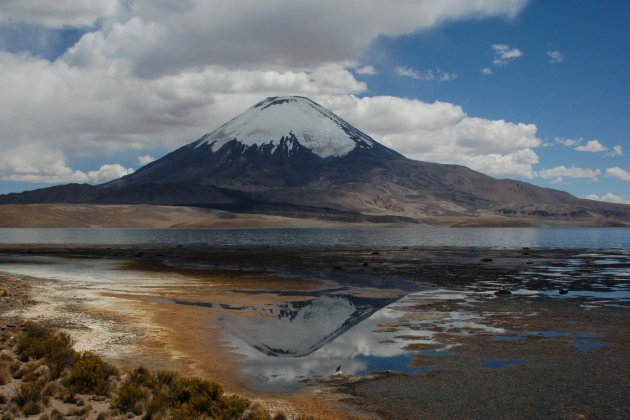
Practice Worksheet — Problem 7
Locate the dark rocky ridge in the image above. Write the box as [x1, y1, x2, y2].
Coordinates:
[1, 96, 629, 224]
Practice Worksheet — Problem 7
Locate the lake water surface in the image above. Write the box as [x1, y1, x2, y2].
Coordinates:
[1, 227, 629, 392]
[1, 227, 629, 249]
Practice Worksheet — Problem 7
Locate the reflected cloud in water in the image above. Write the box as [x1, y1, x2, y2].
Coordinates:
[217, 294, 430, 391]
[214, 290, 500, 391]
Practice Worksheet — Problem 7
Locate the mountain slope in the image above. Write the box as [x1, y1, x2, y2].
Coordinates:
[1, 96, 629, 224]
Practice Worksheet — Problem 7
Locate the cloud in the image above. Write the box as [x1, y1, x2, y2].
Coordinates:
[481, 67, 493, 75]
[491, 43, 523, 66]
[555, 138, 620, 156]
[607, 145, 623, 157]
[56, 0, 528, 77]
[547, 50, 566, 64]
[0, 0, 121, 29]
[539, 166, 600, 180]
[437, 71, 457, 81]
[86, 164, 134, 183]
[0, 0, 535, 186]
[395, 66, 432, 81]
[355, 65, 376, 76]
[395, 66, 457, 82]
[606, 167, 630, 182]
[0, 52, 366, 151]
[0, 51, 543, 183]
[0, 142, 133, 184]
[575, 139, 607, 153]
[137, 155, 156, 166]
[554, 137, 579, 147]
[585, 193, 630, 205]
[324, 95, 541, 178]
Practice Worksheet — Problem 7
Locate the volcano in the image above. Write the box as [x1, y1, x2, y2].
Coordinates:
[1, 96, 629, 225]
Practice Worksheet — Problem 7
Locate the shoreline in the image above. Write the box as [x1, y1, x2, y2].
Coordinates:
[0, 253, 376, 418]
[1, 204, 629, 228]
[0, 245, 629, 418]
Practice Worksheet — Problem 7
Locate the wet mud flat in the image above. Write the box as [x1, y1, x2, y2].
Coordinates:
[335, 298, 630, 419]
[0, 244, 629, 418]
[1, 243, 628, 291]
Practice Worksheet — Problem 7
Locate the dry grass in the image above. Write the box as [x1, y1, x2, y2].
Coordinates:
[1, 322, 275, 419]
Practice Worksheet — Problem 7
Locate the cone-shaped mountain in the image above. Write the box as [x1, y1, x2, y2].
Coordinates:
[1, 96, 629, 224]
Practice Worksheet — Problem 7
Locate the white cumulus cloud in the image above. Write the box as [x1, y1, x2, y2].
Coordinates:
[491, 43, 523, 66]
[555, 137, 580, 147]
[606, 167, 630, 182]
[575, 139, 607, 153]
[547, 50, 566, 64]
[324, 95, 541, 178]
[585, 193, 630, 205]
[395, 66, 456, 82]
[86, 164, 134, 184]
[137, 155, 156, 166]
[355, 65, 377, 76]
[607, 145, 623, 157]
[0, 142, 133, 184]
[539, 166, 600, 180]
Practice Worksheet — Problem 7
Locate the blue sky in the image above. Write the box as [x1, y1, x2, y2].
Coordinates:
[0, 0, 628, 203]
[354, 0, 629, 200]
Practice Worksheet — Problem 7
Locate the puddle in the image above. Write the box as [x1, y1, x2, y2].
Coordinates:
[482, 359, 525, 369]
[492, 335, 525, 341]
[416, 348, 452, 356]
[573, 339, 609, 352]
[525, 330, 598, 339]
[355, 353, 419, 375]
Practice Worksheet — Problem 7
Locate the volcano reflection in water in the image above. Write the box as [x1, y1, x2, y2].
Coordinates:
[207, 292, 436, 391]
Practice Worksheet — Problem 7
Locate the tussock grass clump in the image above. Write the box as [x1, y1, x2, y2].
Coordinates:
[112, 378, 148, 415]
[113, 368, 268, 419]
[10, 361, 28, 379]
[16, 323, 76, 377]
[13, 379, 45, 415]
[64, 351, 117, 396]
[0, 350, 14, 362]
[0, 360, 11, 385]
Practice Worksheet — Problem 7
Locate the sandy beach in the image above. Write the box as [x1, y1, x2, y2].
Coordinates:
[0, 244, 629, 418]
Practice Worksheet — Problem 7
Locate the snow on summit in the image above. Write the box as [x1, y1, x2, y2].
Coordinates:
[196, 96, 376, 158]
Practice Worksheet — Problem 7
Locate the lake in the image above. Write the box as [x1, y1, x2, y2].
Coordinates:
[0, 227, 629, 248]
[1, 226, 629, 392]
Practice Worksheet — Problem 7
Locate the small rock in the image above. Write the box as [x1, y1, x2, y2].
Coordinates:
[332, 266, 343, 271]
[362, 262, 369, 267]
[481, 258, 493, 262]
[333, 365, 343, 376]
[494, 289, 512, 295]
[559, 289, 569, 295]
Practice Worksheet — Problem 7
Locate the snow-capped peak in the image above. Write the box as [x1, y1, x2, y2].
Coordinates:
[195, 96, 376, 158]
